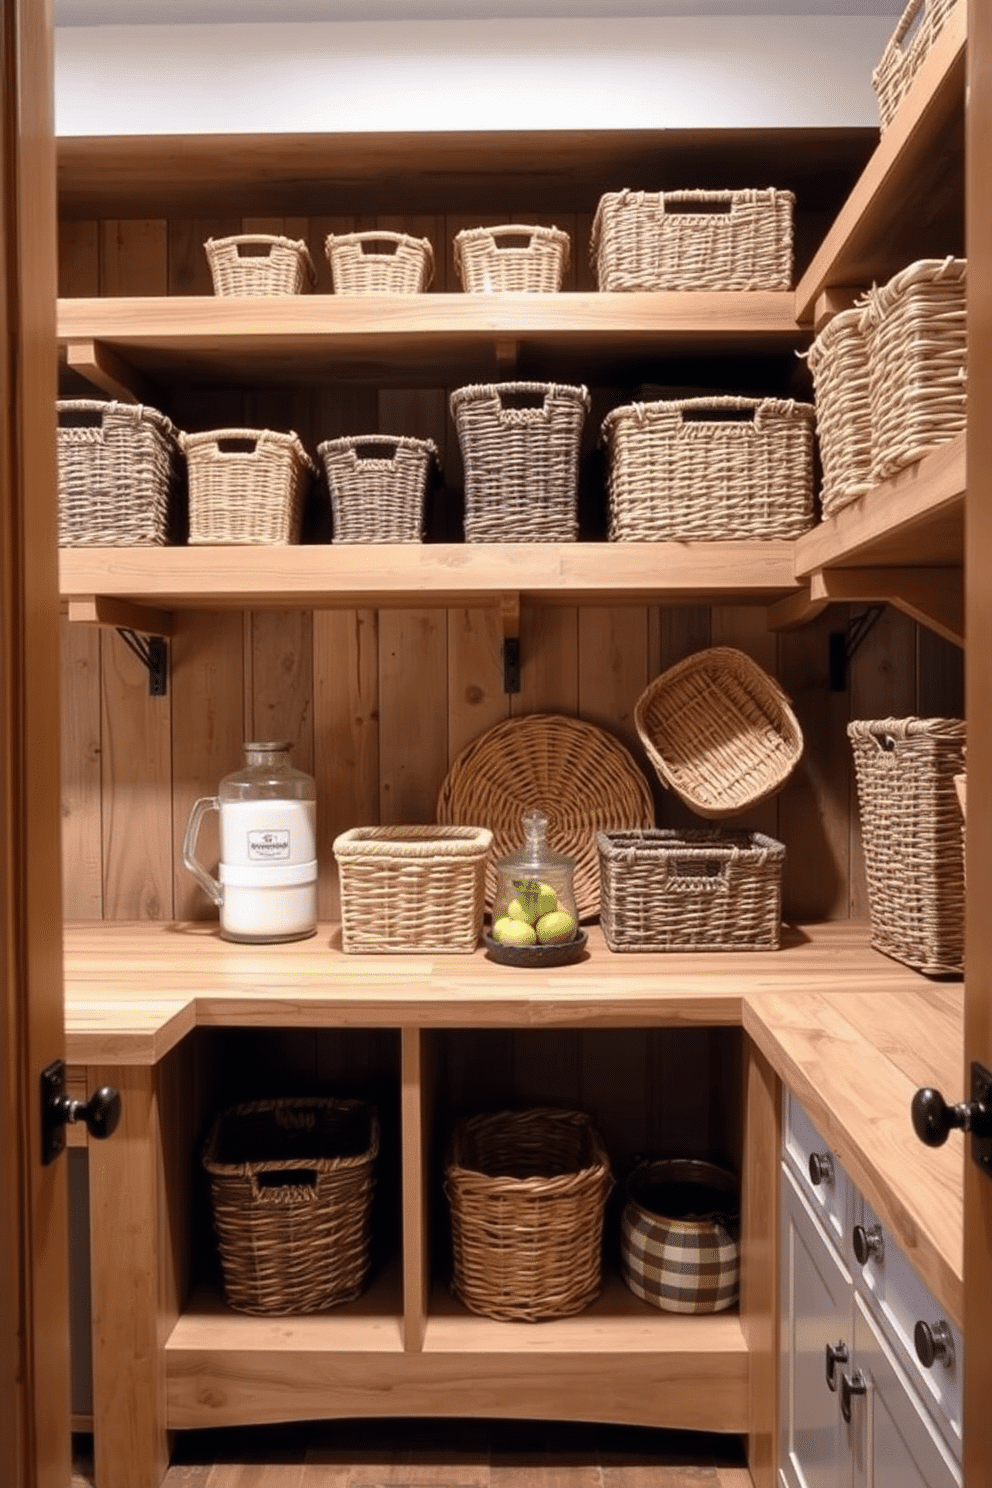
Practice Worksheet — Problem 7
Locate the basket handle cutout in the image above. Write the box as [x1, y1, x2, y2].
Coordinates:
[250, 1168, 319, 1200]
[498, 388, 549, 411]
[359, 238, 400, 256]
[669, 856, 729, 887]
[58, 402, 112, 428]
[235, 241, 278, 258]
[493, 233, 535, 249]
[216, 436, 260, 455]
[663, 200, 733, 215]
[680, 405, 756, 424]
[894, 0, 927, 53]
[353, 440, 399, 461]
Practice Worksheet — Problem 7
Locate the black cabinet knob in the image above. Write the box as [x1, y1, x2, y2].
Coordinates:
[65, 1085, 122, 1141]
[912, 1084, 992, 1147]
[852, 1222, 884, 1266]
[914, 1319, 955, 1369]
[809, 1151, 834, 1187]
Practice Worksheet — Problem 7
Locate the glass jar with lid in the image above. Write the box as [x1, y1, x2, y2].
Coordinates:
[490, 809, 579, 951]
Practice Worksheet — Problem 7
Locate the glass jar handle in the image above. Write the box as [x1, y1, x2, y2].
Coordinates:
[182, 796, 223, 906]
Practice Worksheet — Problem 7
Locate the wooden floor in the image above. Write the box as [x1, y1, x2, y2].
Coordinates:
[71, 1420, 753, 1487]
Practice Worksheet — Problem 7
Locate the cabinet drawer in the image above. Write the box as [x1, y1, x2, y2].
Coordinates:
[783, 1088, 851, 1257]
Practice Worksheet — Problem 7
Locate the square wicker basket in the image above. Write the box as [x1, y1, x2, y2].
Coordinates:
[316, 434, 439, 543]
[333, 824, 493, 954]
[56, 399, 182, 547]
[601, 396, 815, 542]
[848, 717, 966, 976]
[804, 306, 874, 518]
[453, 224, 571, 293]
[591, 188, 794, 292]
[180, 428, 316, 545]
[204, 235, 317, 296]
[873, 0, 961, 132]
[597, 828, 784, 953]
[324, 231, 434, 294]
[450, 381, 590, 543]
[201, 1096, 379, 1315]
[444, 1107, 613, 1322]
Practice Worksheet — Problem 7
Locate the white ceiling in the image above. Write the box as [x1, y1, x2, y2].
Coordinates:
[55, 0, 907, 24]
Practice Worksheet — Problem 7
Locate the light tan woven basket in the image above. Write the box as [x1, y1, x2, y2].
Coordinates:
[873, 0, 961, 132]
[635, 648, 804, 819]
[317, 434, 439, 544]
[56, 399, 182, 547]
[324, 231, 434, 294]
[445, 1107, 613, 1322]
[804, 306, 874, 518]
[333, 824, 493, 954]
[601, 396, 816, 542]
[204, 235, 317, 296]
[437, 713, 656, 920]
[848, 717, 966, 976]
[181, 428, 316, 545]
[202, 1096, 379, 1315]
[860, 257, 967, 484]
[450, 381, 590, 543]
[597, 828, 784, 953]
[621, 1159, 739, 1315]
[591, 188, 794, 292]
[454, 224, 571, 293]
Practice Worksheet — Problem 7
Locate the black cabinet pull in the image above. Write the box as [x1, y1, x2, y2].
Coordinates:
[841, 1370, 867, 1423]
[825, 1340, 848, 1391]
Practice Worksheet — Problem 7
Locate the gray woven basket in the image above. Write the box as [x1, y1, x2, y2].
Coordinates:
[56, 399, 182, 547]
[317, 434, 439, 544]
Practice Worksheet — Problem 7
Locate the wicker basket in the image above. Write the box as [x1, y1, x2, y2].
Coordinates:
[202, 1096, 379, 1315]
[450, 381, 590, 543]
[860, 257, 967, 484]
[597, 828, 784, 953]
[601, 396, 815, 542]
[804, 306, 874, 518]
[621, 1158, 739, 1314]
[181, 428, 316, 545]
[204, 235, 317, 296]
[848, 717, 966, 976]
[56, 399, 182, 547]
[317, 434, 439, 543]
[635, 648, 804, 819]
[454, 224, 571, 293]
[445, 1108, 613, 1322]
[324, 231, 434, 295]
[591, 188, 794, 292]
[873, 0, 961, 132]
[437, 713, 656, 920]
[333, 824, 493, 954]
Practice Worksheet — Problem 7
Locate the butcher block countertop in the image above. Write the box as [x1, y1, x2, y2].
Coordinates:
[62, 917, 966, 1327]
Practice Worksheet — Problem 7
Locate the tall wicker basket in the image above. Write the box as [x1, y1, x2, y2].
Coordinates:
[454, 224, 571, 293]
[181, 428, 316, 545]
[445, 1108, 613, 1322]
[872, 0, 961, 132]
[56, 399, 182, 546]
[202, 1096, 379, 1315]
[848, 717, 966, 976]
[317, 434, 439, 543]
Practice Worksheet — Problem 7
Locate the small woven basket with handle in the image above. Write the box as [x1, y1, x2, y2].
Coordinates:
[181, 427, 316, 545]
[872, 0, 961, 132]
[204, 235, 317, 296]
[317, 433, 439, 543]
[454, 224, 571, 293]
[804, 306, 873, 518]
[56, 398, 182, 546]
[324, 231, 434, 294]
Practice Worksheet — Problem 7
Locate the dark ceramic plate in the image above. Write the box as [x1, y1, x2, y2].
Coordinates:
[483, 929, 588, 968]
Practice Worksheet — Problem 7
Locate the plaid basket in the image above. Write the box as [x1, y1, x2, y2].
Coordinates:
[621, 1158, 739, 1314]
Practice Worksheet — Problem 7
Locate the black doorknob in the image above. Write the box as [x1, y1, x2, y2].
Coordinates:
[911, 1086, 992, 1147]
[63, 1085, 122, 1141]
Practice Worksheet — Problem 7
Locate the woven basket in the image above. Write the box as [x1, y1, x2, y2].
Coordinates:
[601, 396, 815, 542]
[324, 231, 434, 294]
[181, 428, 316, 545]
[202, 1096, 379, 1315]
[635, 648, 803, 819]
[333, 824, 493, 954]
[204, 235, 317, 296]
[317, 434, 439, 544]
[437, 713, 656, 919]
[454, 224, 571, 293]
[848, 717, 966, 976]
[56, 399, 181, 547]
[621, 1159, 739, 1314]
[445, 1108, 613, 1322]
[873, 0, 961, 132]
[804, 306, 874, 518]
[860, 257, 967, 484]
[597, 829, 784, 953]
[591, 188, 794, 292]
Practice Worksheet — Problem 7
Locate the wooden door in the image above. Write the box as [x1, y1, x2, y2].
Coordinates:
[0, 0, 71, 1484]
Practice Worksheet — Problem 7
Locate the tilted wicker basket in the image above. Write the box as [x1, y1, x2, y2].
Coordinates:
[202, 1096, 379, 1315]
[181, 427, 316, 545]
[454, 224, 571, 293]
[591, 187, 794, 292]
[204, 235, 317, 296]
[872, 0, 961, 132]
[317, 434, 439, 543]
[621, 1158, 740, 1314]
[804, 306, 874, 518]
[324, 231, 434, 294]
[445, 1107, 613, 1322]
[56, 399, 182, 546]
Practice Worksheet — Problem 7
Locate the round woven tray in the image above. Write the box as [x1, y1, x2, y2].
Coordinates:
[436, 713, 655, 919]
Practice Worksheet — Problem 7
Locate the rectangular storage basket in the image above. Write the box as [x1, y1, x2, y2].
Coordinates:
[872, 0, 961, 132]
[57, 399, 181, 547]
[204, 235, 316, 296]
[454, 224, 570, 293]
[317, 434, 439, 543]
[181, 427, 316, 545]
[201, 1096, 379, 1315]
[804, 306, 874, 518]
[450, 381, 590, 543]
[444, 1108, 613, 1322]
[601, 396, 815, 542]
[848, 717, 966, 976]
[324, 231, 434, 294]
[333, 824, 493, 953]
[597, 828, 784, 953]
[591, 188, 794, 292]
[861, 257, 967, 484]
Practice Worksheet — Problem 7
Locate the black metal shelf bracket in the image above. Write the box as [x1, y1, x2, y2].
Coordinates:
[828, 604, 885, 691]
[116, 627, 168, 697]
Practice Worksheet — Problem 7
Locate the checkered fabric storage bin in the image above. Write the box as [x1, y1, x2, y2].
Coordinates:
[620, 1158, 740, 1314]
